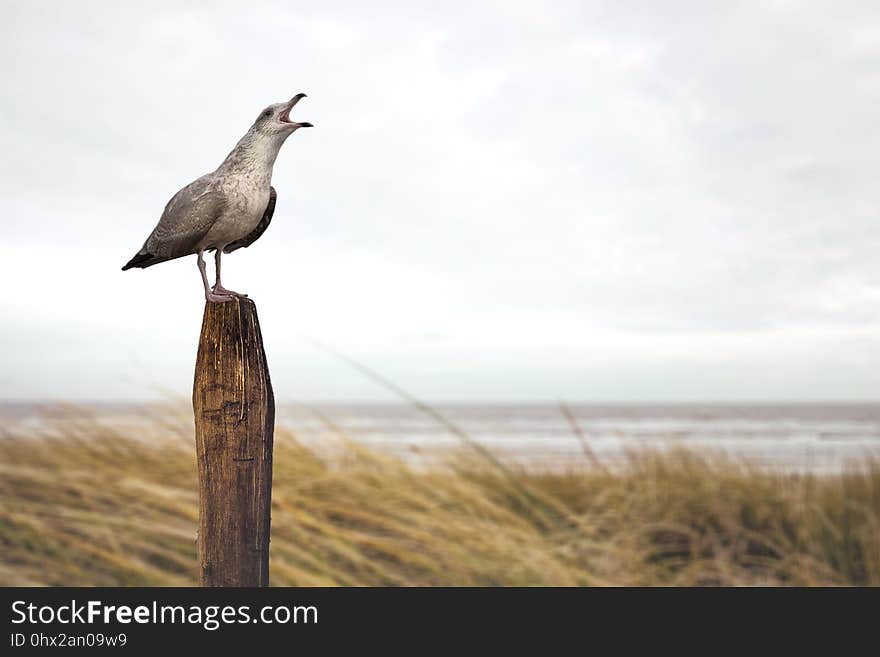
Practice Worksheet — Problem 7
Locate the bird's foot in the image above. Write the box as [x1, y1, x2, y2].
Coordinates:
[205, 292, 233, 303]
[212, 284, 248, 298]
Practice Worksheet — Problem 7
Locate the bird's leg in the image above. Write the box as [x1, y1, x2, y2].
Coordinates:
[198, 250, 232, 303]
[211, 248, 248, 298]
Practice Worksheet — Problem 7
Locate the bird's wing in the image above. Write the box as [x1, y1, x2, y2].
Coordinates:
[223, 186, 276, 254]
[123, 176, 226, 270]
[147, 176, 227, 257]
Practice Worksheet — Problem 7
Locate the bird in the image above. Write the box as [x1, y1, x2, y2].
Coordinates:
[122, 93, 312, 302]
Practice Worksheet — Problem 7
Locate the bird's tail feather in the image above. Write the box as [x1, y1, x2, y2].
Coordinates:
[122, 249, 167, 270]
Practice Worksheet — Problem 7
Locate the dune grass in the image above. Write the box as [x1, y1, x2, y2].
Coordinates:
[0, 409, 878, 586]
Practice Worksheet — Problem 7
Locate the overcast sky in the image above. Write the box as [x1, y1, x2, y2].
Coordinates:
[1, 0, 879, 402]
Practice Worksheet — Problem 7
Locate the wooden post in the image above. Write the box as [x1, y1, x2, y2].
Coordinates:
[192, 297, 275, 587]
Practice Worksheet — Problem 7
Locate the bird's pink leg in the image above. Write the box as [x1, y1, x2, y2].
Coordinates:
[212, 248, 248, 298]
[198, 250, 232, 303]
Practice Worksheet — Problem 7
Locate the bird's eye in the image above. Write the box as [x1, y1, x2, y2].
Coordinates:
[262, 109, 272, 118]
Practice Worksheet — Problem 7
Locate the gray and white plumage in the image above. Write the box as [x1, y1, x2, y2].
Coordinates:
[122, 93, 311, 302]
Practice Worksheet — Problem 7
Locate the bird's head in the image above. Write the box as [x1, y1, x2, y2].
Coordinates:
[253, 93, 313, 136]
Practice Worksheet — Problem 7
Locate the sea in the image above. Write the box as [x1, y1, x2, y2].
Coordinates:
[3, 401, 879, 472]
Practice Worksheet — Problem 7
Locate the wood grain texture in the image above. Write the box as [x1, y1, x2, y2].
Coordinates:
[192, 297, 275, 587]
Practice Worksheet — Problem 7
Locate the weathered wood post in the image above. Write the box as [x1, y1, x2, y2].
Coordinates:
[192, 297, 275, 586]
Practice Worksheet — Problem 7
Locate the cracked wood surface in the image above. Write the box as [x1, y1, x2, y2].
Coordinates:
[193, 297, 275, 586]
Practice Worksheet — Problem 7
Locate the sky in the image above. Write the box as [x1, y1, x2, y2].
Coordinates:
[1, 0, 879, 402]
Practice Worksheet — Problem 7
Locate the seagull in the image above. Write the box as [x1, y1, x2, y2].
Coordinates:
[122, 93, 312, 302]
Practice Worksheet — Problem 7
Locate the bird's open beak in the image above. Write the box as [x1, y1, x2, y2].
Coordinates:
[279, 93, 313, 128]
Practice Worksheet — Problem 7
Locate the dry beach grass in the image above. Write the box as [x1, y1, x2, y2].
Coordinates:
[1, 407, 878, 586]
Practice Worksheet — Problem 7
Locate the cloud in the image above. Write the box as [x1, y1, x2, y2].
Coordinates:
[1, 1, 879, 400]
